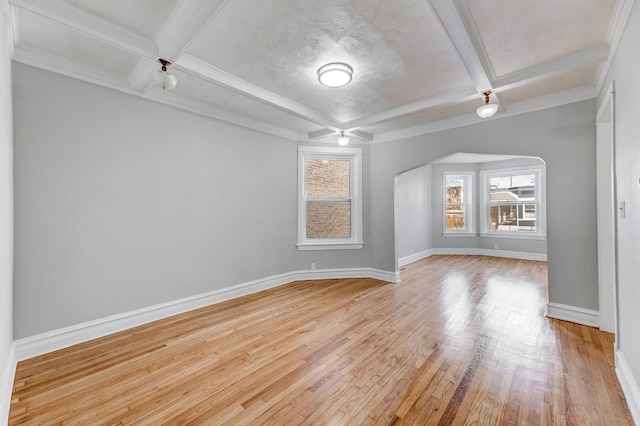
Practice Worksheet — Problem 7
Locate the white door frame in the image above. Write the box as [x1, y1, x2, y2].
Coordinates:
[595, 81, 617, 334]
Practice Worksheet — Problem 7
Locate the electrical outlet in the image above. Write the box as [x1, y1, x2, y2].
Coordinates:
[494, 244, 499, 250]
[311, 263, 316, 270]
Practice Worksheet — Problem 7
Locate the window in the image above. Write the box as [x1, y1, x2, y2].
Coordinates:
[443, 173, 474, 234]
[297, 146, 363, 250]
[480, 167, 545, 238]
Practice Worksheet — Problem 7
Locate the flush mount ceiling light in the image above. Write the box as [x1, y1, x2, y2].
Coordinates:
[337, 131, 350, 146]
[318, 63, 353, 88]
[154, 58, 177, 90]
[476, 90, 498, 118]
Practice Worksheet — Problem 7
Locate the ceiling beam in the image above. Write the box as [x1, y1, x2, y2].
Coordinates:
[156, 0, 231, 60]
[177, 55, 344, 131]
[350, 130, 374, 142]
[129, 0, 231, 90]
[307, 129, 336, 140]
[428, 0, 494, 93]
[8, 0, 157, 60]
[342, 86, 478, 131]
[13, 45, 134, 92]
[493, 45, 610, 92]
[306, 128, 373, 142]
[374, 85, 598, 144]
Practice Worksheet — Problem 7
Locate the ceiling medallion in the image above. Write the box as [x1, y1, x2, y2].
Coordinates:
[317, 63, 353, 88]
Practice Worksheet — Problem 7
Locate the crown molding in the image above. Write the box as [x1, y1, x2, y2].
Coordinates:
[373, 85, 598, 143]
[13, 45, 131, 89]
[147, 89, 301, 141]
[8, 0, 157, 60]
[494, 45, 610, 92]
[3, 1, 17, 59]
[8, 0, 631, 146]
[344, 86, 478, 130]
[595, 0, 636, 91]
[177, 54, 343, 131]
[13, 46, 301, 142]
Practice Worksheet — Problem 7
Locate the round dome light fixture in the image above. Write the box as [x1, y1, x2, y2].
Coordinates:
[155, 58, 177, 90]
[337, 131, 350, 146]
[476, 90, 498, 118]
[318, 63, 353, 88]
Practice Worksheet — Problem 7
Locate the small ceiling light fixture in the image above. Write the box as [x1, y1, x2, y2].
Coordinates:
[476, 90, 498, 118]
[337, 131, 350, 146]
[318, 63, 353, 88]
[155, 58, 177, 90]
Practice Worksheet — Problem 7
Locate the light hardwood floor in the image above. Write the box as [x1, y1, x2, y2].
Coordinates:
[9, 256, 634, 425]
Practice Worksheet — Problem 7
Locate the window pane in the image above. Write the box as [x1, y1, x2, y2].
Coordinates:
[489, 174, 535, 190]
[524, 204, 536, 218]
[490, 204, 536, 232]
[489, 173, 536, 202]
[446, 178, 464, 203]
[306, 201, 351, 238]
[446, 205, 465, 230]
[306, 160, 350, 198]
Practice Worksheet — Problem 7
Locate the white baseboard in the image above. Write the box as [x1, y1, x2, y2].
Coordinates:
[0, 343, 16, 426]
[14, 267, 398, 362]
[617, 350, 640, 425]
[398, 248, 546, 268]
[398, 250, 433, 267]
[546, 302, 600, 328]
[294, 267, 399, 283]
[429, 248, 547, 262]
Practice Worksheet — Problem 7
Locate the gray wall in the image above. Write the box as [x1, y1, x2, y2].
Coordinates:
[10, 57, 602, 357]
[599, 0, 640, 394]
[12, 64, 373, 338]
[395, 165, 432, 260]
[369, 100, 598, 310]
[0, 5, 14, 420]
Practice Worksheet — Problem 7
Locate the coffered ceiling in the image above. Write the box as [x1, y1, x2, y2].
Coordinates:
[5, 0, 633, 143]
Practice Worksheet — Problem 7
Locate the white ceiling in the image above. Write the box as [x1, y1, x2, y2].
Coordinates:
[6, 0, 632, 143]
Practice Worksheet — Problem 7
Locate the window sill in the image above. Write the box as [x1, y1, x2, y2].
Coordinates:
[297, 242, 364, 251]
[480, 232, 546, 240]
[442, 232, 477, 237]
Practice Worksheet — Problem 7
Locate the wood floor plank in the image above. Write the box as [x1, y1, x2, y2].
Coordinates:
[9, 256, 635, 425]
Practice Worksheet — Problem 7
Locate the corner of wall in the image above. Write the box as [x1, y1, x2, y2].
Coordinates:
[0, 343, 16, 425]
[617, 350, 640, 424]
[545, 302, 599, 328]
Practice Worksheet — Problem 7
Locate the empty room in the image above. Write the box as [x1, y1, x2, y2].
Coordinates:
[1, 0, 640, 424]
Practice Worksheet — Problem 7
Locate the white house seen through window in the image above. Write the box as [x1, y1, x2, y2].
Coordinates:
[481, 167, 545, 238]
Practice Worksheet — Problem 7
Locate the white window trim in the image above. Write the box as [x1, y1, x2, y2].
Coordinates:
[443, 172, 475, 236]
[297, 146, 363, 250]
[479, 165, 546, 239]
